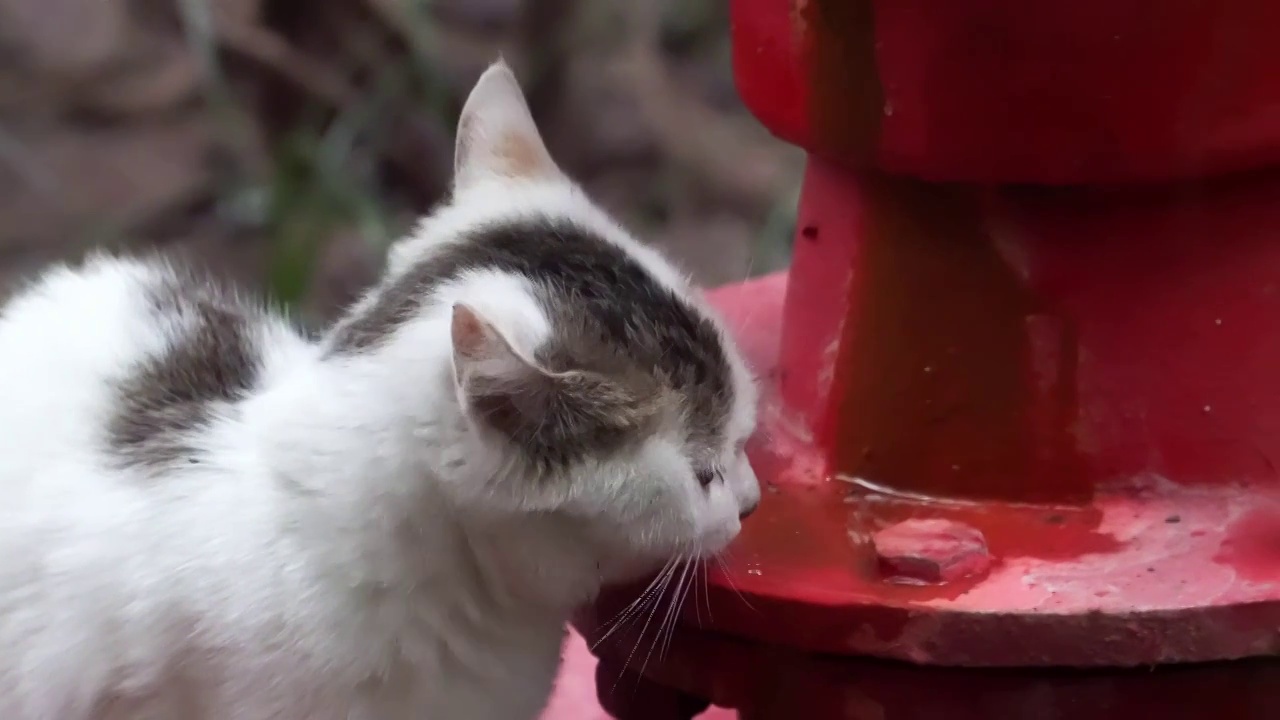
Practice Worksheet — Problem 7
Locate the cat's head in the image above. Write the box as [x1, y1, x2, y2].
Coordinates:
[372, 61, 760, 581]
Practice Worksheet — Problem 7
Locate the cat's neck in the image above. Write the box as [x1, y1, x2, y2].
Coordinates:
[231, 325, 605, 617]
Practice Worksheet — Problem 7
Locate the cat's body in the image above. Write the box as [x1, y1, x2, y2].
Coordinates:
[0, 257, 567, 720]
[0, 61, 759, 720]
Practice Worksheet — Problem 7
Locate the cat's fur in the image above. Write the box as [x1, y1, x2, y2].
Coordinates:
[0, 60, 759, 719]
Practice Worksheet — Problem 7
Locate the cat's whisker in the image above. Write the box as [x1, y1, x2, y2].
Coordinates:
[643, 561, 686, 676]
[714, 553, 758, 613]
[660, 557, 698, 662]
[655, 556, 696, 666]
[701, 560, 714, 623]
[747, 423, 777, 443]
[615, 559, 678, 691]
[691, 558, 704, 628]
[631, 559, 681, 623]
[591, 557, 677, 651]
[599, 559, 676, 650]
[593, 556, 674, 635]
[655, 556, 696, 650]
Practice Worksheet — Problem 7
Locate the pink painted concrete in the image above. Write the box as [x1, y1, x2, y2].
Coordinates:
[541, 631, 736, 720]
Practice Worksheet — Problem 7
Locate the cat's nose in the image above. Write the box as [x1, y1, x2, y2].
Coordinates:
[738, 501, 758, 521]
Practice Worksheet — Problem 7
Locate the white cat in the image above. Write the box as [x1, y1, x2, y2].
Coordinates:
[0, 60, 759, 719]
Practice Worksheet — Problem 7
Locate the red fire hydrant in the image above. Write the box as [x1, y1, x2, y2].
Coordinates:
[575, 1, 1280, 717]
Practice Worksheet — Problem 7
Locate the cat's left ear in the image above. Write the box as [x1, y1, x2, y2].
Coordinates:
[454, 59, 562, 189]
[450, 303, 664, 461]
[450, 302, 534, 389]
[449, 303, 565, 443]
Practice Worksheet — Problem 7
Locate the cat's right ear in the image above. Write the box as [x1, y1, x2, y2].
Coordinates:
[454, 59, 562, 190]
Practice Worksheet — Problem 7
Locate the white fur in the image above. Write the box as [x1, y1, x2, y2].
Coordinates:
[0, 61, 759, 720]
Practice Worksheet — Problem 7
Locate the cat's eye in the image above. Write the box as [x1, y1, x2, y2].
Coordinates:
[696, 469, 718, 488]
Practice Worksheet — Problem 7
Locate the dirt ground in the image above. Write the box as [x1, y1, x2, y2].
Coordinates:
[0, 0, 803, 324]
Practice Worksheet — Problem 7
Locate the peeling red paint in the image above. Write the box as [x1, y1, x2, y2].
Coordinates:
[1215, 504, 1280, 582]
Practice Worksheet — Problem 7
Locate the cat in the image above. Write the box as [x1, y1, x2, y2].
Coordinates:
[0, 59, 760, 720]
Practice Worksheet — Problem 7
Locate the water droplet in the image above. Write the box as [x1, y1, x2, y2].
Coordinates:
[747, 568, 763, 576]
[1203, 405, 1212, 414]
[883, 101, 894, 117]
[923, 365, 933, 374]
[1215, 318, 1223, 326]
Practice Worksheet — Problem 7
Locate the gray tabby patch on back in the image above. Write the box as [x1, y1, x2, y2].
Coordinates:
[328, 216, 734, 468]
[107, 268, 264, 471]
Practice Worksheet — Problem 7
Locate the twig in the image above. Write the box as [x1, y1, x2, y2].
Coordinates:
[206, 3, 451, 205]
[212, 16, 358, 108]
[615, 2, 796, 215]
[0, 124, 58, 197]
[519, 0, 582, 120]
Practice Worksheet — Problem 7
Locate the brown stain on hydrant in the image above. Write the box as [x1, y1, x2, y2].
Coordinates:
[800, 0, 884, 166]
[827, 176, 1086, 503]
[800, 1, 1084, 502]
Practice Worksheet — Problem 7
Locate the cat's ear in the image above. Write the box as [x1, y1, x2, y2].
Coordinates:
[450, 302, 557, 438]
[454, 59, 561, 189]
[450, 302, 534, 388]
[451, 303, 663, 459]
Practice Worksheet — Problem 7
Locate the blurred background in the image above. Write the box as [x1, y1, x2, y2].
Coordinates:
[0, 0, 804, 326]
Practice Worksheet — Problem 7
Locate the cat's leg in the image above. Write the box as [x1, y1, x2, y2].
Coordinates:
[593, 659, 710, 720]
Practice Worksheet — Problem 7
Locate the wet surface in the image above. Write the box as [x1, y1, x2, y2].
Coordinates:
[1213, 504, 1280, 582]
[723, 427, 1118, 606]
